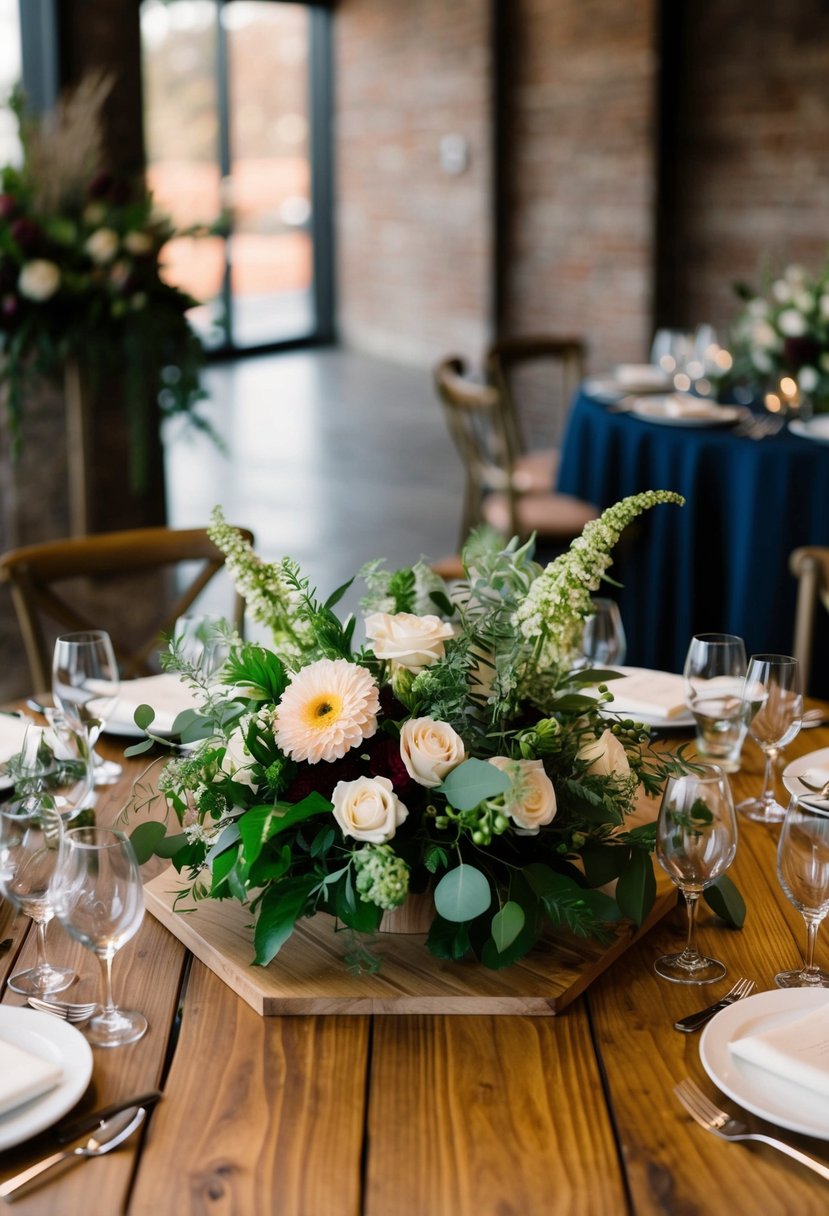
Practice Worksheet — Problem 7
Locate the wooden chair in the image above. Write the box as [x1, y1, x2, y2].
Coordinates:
[790, 546, 829, 693]
[434, 356, 597, 550]
[485, 334, 587, 493]
[0, 525, 253, 691]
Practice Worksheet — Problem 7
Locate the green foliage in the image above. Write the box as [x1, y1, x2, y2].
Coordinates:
[704, 874, 747, 928]
[434, 865, 492, 922]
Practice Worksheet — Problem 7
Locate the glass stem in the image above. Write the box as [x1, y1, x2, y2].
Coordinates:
[679, 889, 701, 962]
[760, 747, 778, 809]
[802, 915, 821, 977]
[97, 951, 117, 1014]
[33, 919, 49, 975]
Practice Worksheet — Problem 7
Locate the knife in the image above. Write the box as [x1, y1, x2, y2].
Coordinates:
[55, 1090, 162, 1144]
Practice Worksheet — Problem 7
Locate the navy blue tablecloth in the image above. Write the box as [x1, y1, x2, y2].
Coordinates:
[557, 390, 829, 693]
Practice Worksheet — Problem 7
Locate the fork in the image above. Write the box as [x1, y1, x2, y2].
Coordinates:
[27, 996, 98, 1023]
[675, 1079, 829, 1181]
[797, 774, 829, 799]
[674, 977, 755, 1033]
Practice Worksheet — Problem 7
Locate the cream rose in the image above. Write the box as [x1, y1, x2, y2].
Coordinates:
[365, 611, 454, 673]
[577, 729, 631, 780]
[332, 775, 408, 843]
[400, 717, 465, 788]
[220, 725, 258, 789]
[489, 757, 556, 834]
[18, 259, 60, 301]
[85, 227, 119, 265]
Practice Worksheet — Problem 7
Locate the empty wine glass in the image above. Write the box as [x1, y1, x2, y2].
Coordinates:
[0, 801, 74, 995]
[654, 765, 738, 984]
[172, 613, 230, 681]
[738, 654, 803, 824]
[51, 827, 147, 1047]
[650, 329, 693, 389]
[52, 630, 122, 785]
[683, 633, 747, 773]
[11, 716, 94, 821]
[776, 799, 829, 988]
[582, 598, 627, 667]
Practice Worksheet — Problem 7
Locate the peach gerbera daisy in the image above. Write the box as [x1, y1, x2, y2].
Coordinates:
[273, 658, 380, 764]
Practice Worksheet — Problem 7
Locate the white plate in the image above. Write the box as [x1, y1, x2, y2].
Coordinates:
[700, 989, 829, 1140]
[789, 417, 829, 445]
[782, 747, 829, 810]
[629, 397, 742, 428]
[583, 376, 671, 401]
[104, 674, 201, 739]
[589, 666, 694, 729]
[0, 1007, 93, 1150]
[0, 714, 30, 792]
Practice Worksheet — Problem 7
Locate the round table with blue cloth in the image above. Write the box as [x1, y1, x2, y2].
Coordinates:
[556, 389, 829, 695]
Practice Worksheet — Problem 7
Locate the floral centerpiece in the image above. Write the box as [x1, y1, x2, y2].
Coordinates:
[0, 76, 210, 485]
[130, 492, 689, 972]
[731, 262, 829, 414]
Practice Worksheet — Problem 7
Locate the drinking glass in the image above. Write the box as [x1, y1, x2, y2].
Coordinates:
[0, 801, 74, 995]
[51, 827, 147, 1047]
[12, 716, 94, 821]
[738, 654, 803, 824]
[654, 765, 738, 984]
[650, 329, 693, 389]
[52, 630, 122, 785]
[776, 799, 829, 987]
[582, 598, 627, 667]
[172, 613, 230, 681]
[683, 633, 747, 773]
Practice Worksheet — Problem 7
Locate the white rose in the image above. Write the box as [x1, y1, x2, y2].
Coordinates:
[84, 227, 119, 265]
[332, 775, 408, 843]
[777, 307, 808, 337]
[772, 279, 791, 303]
[577, 729, 632, 780]
[794, 290, 814, 313]
[18, 259, 60, 301]
[123, 230, 153, 256]
[220, 726, 258, 789]
[400, 717, 465, 787]
[798, 365, 819, 393]
[784, 263, 807, 285]
[747, 298, 769, 318]
[365, 611, 455, 672]
[489, 757, 557, 835]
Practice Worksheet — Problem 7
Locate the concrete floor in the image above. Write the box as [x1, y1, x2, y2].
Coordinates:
[163, 348, 465, 641]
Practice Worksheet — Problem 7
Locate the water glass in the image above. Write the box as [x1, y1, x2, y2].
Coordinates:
[654, 765, 738, 984]
[52, 630, 122, 785]
[581, 598, 627, 667]
[775, 799, 829, 987]
[683, 633, 747, 773]
[650, 329, 693, 390]
[51, 827, 147, 1047]
[738, 654, 803, 824]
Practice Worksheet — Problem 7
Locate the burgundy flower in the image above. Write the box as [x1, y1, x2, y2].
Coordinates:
[366, 736, 414, 795]
[1, 293, 19, 319]
[9, 218, 42, 254]
[783, 336, 821, 370]
[0, 194, 17, 220]
[378, 685, 407, 721]
[88, 171, 114, 199]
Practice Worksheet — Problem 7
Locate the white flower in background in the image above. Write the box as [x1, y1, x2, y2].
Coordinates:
[578, 730, 631, 780]
[220, 724, 259, 789]
[750, 320, 778, 349]
[778, 308, 808, 337]
[772, 279, 791, 303]
[798, 365, 820, 393]
[18, 259, 60, 301]
[123, 230, 153, 256]
[274, 657, 379, 764]
[747, 297, 769, 318]
[400, 717, 465, 787]
[793, 290, 815, 313]
[365, 611, 455, 673]
[489, 757, 557, 835]
[331, 775, 408, 843]
[784, 264, 807, 285]
[84, 227, 119, 265]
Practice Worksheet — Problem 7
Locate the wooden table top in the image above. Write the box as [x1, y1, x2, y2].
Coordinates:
[0, 713, 828, 1214]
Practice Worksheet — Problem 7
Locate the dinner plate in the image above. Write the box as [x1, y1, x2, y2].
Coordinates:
[590, 666, 694, 729]
[699, 988, 829, 1140]
[628, 397, 742, 428]
[782, 747, 829, 809]
[0, 714, 30, 792]
[583, 375, 672, 402]
[789, 417, 829, 445]
[104, 674, 201, 739]
[0, 1007, 93, 1151]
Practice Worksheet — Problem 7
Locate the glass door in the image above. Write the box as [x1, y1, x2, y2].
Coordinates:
[140, 0, 331, 353]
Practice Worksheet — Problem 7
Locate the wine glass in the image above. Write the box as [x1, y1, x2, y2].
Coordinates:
[582, 598, 627, 667]
[172, 613, 230, 681]
[50, 827, 147, 1047]
[52, 630, 122, 785]
[683, 633, 747, 773]
[738, 654, 803, 824]
[12, 716, 94, 821]
[650, 329, 693, 389]
[775, 799, 829, 987]
[654, 765, 738, 984]
[0, 801, 75, 995]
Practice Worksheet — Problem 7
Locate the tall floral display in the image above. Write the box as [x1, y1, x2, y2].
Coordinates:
[132, 492, 688, 973]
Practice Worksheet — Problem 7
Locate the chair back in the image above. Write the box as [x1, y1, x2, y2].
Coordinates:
[790, 546, 829, 694]
[0, 525, 253, 691]
[485, 334, 586, 453]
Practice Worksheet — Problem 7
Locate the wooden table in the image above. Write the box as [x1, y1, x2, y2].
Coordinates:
[0, 717, 828, 1214]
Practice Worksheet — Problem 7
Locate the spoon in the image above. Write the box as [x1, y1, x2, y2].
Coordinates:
[0, 1106, 147, 1199]
[801, 708, 827, 729]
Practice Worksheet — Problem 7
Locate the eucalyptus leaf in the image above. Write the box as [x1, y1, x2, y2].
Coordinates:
[491, 901, 525, 953]
[133, 703, 156, 730]
[129, 820, 167, 864]
[154, 831, 190, 860]
[123, 738, 154, 757]
[438, 758, 511, 812]
[614, 850, 656, 926]
[704, 874, 746, 928]
[434, 864, 491, 922]
[426, 914, 471, 960]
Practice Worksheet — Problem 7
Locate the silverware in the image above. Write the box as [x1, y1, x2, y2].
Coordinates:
[801, 708, 828, 730]
[25, 698, 50, 715]
[0, 1106, 147, 1200]
[674, 977, 755, 1033]
[56, 1090, 162, 1145]
[27, 996, 98, 1024]
[797, 773, 829, 799]
[675, 1079, 829, 1182]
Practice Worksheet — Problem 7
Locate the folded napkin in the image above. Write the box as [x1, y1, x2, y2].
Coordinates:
[0, 1038, 63, 1116]
[730, 1003, 829, 1098]
[109, 674, 200, 735]
[0, 715, 29, 766]
[603, 671, 687, 720]
[614, 364, 672, 390]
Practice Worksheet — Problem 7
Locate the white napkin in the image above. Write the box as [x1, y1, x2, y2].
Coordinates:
[109, 674, 200, 735]
[614, 364, 671, 390]
[796, 767, 829, 808]
[0, 1038, 63, 1116]
[604, 671, 687, 720]
[730, 1004, 829, 1098]
[0, 715, 29, 766]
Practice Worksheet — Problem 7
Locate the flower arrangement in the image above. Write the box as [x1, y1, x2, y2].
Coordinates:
[731, 262, 829, 413]
[0, 76, 209, 484]
[130, 492, 688, 972]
